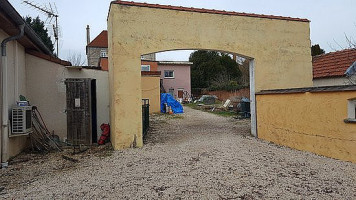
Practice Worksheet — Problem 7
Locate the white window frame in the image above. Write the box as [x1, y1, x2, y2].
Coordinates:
[141, 65, 150, 71]
[347, 99, 356, 120]
[100, 49, 107, 58]
[164, 70, 174, 79]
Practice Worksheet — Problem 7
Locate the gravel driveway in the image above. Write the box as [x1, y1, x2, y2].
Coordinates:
[1, 106, 355, 199]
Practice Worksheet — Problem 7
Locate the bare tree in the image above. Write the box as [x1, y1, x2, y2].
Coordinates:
[328, 25, 356, 85]
[211, 72, 231, 89]
[67, 52, 86, 66]
[328, 24, 356, 51]
[345, 33, 356, 49]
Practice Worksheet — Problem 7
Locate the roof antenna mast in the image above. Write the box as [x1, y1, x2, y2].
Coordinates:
[22, 0, 59, 57]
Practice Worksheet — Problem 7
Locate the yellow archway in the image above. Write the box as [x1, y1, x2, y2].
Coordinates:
[108, 1, 312, 149]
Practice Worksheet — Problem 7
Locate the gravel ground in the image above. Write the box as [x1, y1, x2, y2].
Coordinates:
[1, 106, 355, 199]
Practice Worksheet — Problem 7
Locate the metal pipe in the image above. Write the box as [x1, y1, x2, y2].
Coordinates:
[0, 0, 52, 55]
[1, 24, 25, 168]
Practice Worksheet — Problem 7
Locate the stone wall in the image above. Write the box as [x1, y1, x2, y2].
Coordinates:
[206, 88, 250, 101]
[87, 47, 107, 66]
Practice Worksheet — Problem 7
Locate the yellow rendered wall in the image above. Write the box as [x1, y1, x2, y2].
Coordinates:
[257, 91, 356, 163]
[141, 76, 161, 113]
[108, 4, 313, 149]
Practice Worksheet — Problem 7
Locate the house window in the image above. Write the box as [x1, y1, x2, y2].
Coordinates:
[345, 99, 356, 123]
[164, 70, 174, 78]
[141, 65, 150, 71]
[100, 49, 107, 57]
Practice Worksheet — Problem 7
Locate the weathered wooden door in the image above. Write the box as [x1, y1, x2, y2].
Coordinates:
[65, 78, 95, 145]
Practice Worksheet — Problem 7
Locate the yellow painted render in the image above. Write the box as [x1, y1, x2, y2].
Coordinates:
[141, 75, 161, 113]
[108, 4, 313, 149]
[256, 91, 356, 163]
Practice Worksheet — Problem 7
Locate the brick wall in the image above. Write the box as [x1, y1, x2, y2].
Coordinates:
[206, 88, 250, 101]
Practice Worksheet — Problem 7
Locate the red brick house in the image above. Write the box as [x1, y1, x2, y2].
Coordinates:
[86, 30, 155, 67]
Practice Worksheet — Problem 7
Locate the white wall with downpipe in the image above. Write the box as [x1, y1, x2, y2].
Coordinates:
[0, 26, 28, 167]
[26, 55, 110, 142]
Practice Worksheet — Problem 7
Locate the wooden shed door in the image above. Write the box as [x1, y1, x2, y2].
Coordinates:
[65, 78, 97, 145]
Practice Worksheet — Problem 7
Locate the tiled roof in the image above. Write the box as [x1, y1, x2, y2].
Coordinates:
[87, 30, 108, 47]
[312, 48, 356, 79]
[112, 1, 309, 22]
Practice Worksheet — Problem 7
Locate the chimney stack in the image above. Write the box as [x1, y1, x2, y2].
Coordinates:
[86, 25, 90, 45]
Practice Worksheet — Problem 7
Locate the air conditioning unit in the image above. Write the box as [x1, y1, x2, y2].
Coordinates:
[10, 106, 32, 136]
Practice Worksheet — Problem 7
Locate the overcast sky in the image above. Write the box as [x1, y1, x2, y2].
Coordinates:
[8, 0, 356, 62]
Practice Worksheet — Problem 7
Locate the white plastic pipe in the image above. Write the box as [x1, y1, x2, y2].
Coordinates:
[1, 24, 25, 167]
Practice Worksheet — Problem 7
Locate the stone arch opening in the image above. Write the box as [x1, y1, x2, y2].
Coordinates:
[108, 1, 312, 149]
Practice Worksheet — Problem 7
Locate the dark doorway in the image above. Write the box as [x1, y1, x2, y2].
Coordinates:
[91, 79, 97, 143]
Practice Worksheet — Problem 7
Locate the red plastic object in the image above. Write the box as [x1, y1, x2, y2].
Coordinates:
[98, 123, 110, 145]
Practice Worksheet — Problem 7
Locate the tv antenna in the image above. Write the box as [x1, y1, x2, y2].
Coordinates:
[22, 0, 60, 56]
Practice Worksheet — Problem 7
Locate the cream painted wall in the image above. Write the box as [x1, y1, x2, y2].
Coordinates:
[0, 29, 28, 161]
[26, 54, 110, 141]
[257, 91, 356, 163]
[26, 54, 160, 146]
[63, 68, 111, 136]
[26, 54, 67, 139]
[141, 75, 160, 113]
[108, 4, 313, 149]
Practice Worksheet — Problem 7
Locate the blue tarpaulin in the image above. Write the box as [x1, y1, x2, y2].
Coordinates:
[160, 93, 184, 114]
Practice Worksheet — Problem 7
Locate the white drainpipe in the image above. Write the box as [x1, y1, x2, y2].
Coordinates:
[0, 24, 25, 168]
